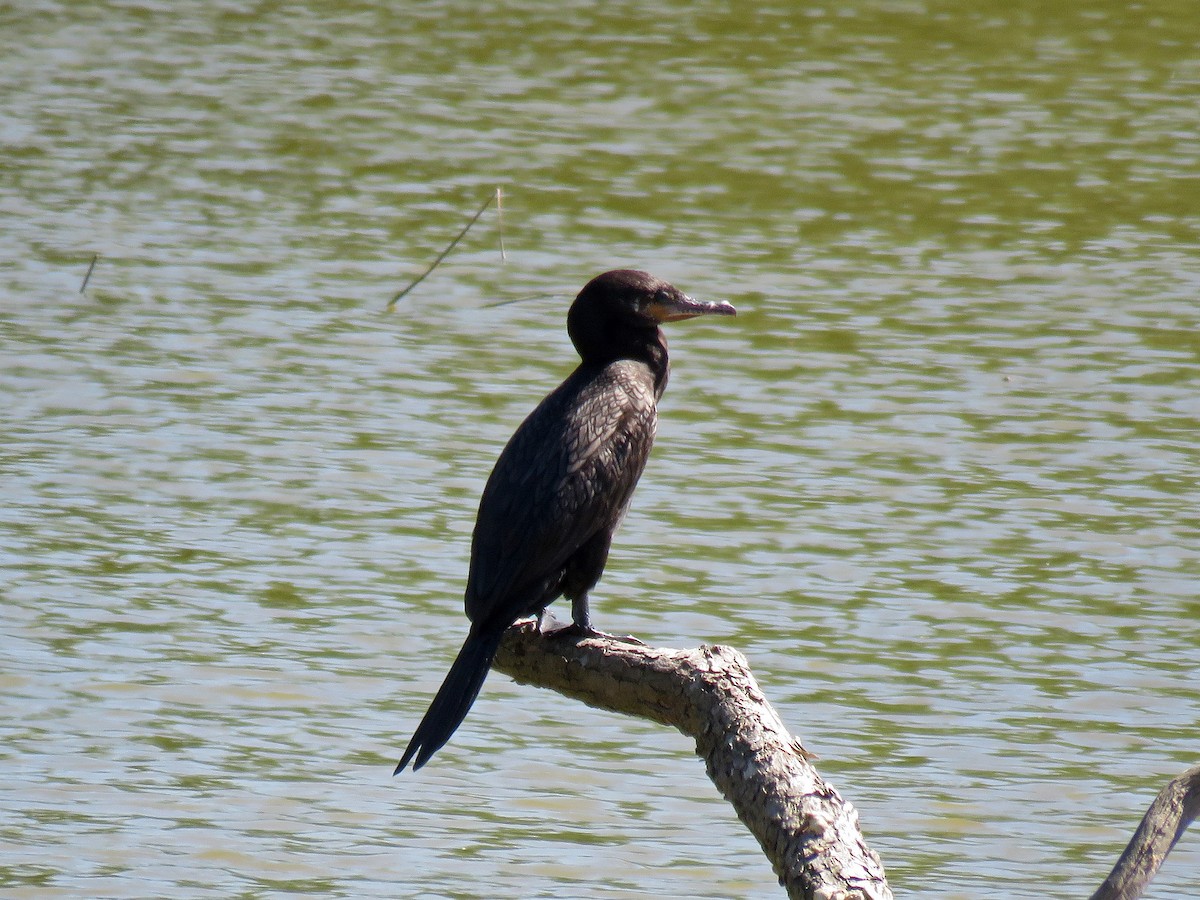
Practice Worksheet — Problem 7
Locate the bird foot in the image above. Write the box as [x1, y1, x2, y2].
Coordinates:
[535, 611, 644, 645]
[545, 622, 645, 645]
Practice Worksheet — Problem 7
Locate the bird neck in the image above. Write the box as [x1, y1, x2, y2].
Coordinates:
[646, 334, 670, 398]
[574, 325, 670, 399]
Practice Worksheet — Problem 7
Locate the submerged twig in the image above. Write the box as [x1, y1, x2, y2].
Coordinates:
[483, 293, 558, 309]
[387, 188, 505, 310]
[79, 253, 98, 294]
[496, 187, 506, 261]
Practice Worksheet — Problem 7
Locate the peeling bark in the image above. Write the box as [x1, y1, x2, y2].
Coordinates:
[492, 622, 893, 900]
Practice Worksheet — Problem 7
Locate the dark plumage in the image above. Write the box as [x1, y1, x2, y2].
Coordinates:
[395, 269, 735, 773]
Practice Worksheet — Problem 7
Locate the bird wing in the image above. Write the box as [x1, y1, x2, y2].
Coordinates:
[464, 362, 657, 626]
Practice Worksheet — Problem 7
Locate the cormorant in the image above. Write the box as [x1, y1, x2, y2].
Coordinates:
[395, 269, 735, 773]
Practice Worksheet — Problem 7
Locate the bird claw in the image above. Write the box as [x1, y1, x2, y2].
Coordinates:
[544, 621, 599, 639]
[545, 622, 645, 645]
[536, 611, 645, 644]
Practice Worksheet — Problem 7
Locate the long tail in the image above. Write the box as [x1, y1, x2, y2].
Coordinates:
[394, 625, 504, 774]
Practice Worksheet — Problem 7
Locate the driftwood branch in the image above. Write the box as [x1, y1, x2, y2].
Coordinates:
[1089, 762, 1200, 900]
[493, 622, 893, 900]
[492, 623, 1198, 900]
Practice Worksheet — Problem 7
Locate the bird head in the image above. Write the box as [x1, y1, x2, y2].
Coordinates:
[568, 270, 735, 357]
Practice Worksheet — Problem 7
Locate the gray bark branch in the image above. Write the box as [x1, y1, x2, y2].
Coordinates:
[1089, 763, 1200, 900]
[492, 623, 1198, 899]
[493, 622, 893, 900]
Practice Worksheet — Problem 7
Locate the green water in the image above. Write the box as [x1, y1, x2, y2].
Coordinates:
[2, 2, 1197, 897]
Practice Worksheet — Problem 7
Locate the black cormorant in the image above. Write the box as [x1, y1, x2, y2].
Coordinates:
[395, 269, 735, 773]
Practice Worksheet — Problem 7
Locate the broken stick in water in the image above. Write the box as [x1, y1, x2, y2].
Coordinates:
[387, 188, 504, 310]
[80, 253, 98, 294]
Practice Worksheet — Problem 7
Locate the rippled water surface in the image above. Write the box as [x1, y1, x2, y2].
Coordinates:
[3, 2, 1198, 898]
